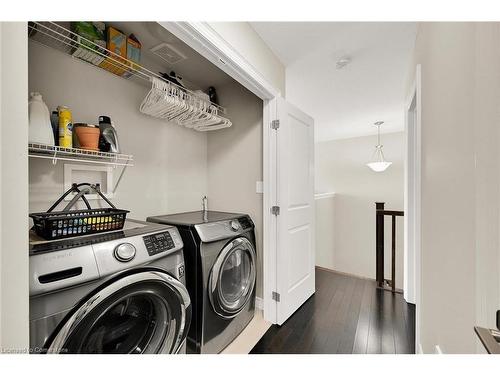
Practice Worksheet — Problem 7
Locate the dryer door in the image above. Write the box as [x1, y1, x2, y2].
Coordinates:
[209, 237, 256, 318]
[44, 269, 191, 354]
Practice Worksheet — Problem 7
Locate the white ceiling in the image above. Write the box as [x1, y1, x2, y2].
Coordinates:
[250, 22, 417, 141]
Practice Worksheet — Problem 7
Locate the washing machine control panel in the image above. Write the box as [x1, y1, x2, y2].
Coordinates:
[143, 231, 175, 256]
[89, 226, 184, 280]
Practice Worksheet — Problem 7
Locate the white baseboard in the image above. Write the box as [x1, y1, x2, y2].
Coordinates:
[255, 297, 263, 310]
[417, 343, 424, 354]
[434, 345, 443, 354]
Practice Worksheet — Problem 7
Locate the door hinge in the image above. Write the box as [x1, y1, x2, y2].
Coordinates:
[271, 206, 280, 216]
[272, 291, 280, 302]
[271, 119, 280, 130]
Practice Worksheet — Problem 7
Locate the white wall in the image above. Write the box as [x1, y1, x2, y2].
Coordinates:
[315, 132, 405, 288]
[0, 22, 29, 351]
[207, 81, 264, 297]
[207, 22, 286, 96]
[28, 42, 208, 219]
[473, 23, 500, 353]
[409, 22, 500, 354]
[315, 194, 335, 270]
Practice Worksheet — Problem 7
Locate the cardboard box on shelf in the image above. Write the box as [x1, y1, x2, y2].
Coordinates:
[122, 34, 142, 78]
[99, 26, 128, 76]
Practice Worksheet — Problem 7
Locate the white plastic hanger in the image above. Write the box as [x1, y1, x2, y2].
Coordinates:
[140, 77, 232, 131]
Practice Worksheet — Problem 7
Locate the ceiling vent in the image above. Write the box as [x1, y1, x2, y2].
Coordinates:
[150, 43, 187, 65]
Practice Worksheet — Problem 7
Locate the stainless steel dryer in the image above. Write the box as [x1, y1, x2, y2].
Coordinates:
[29, 219, 191, 354]
[147, 211, 256, 354]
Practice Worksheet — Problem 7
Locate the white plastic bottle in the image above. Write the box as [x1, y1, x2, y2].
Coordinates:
[29, 92, 55, 146]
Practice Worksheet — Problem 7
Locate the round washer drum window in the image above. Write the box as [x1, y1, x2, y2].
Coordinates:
[220, 249, 252, 306]
[45, 270, 191, 354]
[209, 237, 256, 317]
[64, 292, 169, 354]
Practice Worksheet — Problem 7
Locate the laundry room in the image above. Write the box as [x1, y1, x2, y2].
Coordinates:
[27, 21, 264, 353]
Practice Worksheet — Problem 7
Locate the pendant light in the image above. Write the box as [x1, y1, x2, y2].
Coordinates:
[366, 121, 392, 172]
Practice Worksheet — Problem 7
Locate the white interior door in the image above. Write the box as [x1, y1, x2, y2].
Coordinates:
[276, 97, 315, 325]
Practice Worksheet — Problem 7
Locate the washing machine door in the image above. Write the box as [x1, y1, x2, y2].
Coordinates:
[209, 237, 256, 318]
[44, 269, 191, 354]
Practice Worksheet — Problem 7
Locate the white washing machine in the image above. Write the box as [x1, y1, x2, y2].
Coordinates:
[29, 219, 191, 354]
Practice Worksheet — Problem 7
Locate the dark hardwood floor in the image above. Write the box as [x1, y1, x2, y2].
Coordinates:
[250, 268, 415, 354]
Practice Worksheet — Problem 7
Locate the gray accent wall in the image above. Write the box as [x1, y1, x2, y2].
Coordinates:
[28, 41, 208, 220]
[207, 82, 264, 298]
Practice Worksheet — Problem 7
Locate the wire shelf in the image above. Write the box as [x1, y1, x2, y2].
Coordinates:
[28, 21, 228, 115]
[28, 143, 134, 167]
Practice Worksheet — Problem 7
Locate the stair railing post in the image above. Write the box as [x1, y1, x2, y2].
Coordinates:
[392, 215, 396, 292]
[376, 202, 385, 288]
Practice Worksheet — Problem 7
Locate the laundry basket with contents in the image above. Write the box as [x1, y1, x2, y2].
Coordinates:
[30, 183, 129, 240]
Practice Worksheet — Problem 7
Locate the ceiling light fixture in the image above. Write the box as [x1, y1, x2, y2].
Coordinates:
[366, 121, 392, 172]
[336, 56, 351, 69]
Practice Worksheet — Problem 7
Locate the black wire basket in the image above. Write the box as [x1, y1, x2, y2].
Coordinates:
[30, 183, 129, 240]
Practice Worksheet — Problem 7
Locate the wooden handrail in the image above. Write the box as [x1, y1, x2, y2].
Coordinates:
[375, 202, 404, 293]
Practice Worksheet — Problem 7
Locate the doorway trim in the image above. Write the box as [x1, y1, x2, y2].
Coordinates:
[158, 22, 280, 100]
[404, 64, 422, 350]
[161, 22, 281, 324]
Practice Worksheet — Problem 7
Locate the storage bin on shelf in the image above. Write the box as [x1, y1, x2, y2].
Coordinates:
[70, 22, 107, 66]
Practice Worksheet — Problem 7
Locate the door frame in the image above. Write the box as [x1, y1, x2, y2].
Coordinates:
[160, 22, 281, 323]
[404, 64, 422, 351]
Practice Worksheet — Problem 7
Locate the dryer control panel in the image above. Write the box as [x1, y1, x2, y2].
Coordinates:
[194, 216, 254, 242]
[143, 231, 175, 256]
